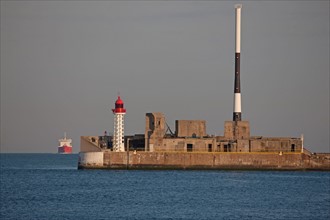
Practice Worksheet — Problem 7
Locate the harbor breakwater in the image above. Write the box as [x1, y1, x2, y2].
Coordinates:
[78, 151, 330, 170]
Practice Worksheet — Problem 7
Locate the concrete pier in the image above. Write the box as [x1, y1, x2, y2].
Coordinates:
[78, 151, 330, 171]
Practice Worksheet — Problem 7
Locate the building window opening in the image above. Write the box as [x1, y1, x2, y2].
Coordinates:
[224, 144, 231, 152]
[291, 144, 295, 152]
[208, 144, 212, 152]
[187, 144, 193, 152]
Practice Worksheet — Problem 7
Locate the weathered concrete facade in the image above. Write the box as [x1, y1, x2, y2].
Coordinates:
[144, 113, 217, 152]
[224, 121, 250, 140]
[78, 151, 330, 170]
[145, 112, 166, 152]
[80, 136, 102, 153]
[143, 112, 303, 154]
[175, 120, 206, 138]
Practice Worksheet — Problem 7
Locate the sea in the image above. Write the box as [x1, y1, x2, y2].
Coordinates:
[0, 154, 329, 220]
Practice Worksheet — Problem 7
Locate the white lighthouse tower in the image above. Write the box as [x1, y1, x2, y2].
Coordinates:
[112, 96, 126, 152]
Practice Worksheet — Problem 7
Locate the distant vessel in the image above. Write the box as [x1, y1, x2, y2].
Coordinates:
[58, 133, 72, 154]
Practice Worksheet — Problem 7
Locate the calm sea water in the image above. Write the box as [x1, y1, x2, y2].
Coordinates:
[0, 154, 329, 220]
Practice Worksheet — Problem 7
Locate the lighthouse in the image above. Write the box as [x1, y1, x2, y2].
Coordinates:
[112, 96, 126, 152]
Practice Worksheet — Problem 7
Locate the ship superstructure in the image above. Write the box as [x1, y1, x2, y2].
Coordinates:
[58, 133, 72, 154]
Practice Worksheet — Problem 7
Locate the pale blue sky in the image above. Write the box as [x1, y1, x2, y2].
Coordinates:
[1, 1, 329, 153]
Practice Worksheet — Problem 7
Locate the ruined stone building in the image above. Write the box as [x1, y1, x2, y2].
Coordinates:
[143, 112, 302, 153]
[80, 112, 302, 154]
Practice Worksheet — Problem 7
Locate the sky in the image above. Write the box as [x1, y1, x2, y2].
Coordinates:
[1, 1, 329, 153]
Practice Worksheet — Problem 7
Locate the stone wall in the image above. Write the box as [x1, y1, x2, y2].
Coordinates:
[78, 151, 330, 170]
[175, 120, 206, 138]
[78, 152, 104, 167]
[80, 136, 102, 152]
[250, 138, 302, 152]
[159, 138, 216, 152]
[224, 121, 250, 139]
[145, 112, 166, 151]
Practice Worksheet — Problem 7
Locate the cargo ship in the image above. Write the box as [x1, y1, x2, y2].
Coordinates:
[58, 133, 72, 154]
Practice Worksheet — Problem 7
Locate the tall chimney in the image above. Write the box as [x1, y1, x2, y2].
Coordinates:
[233, 4, 242, 122]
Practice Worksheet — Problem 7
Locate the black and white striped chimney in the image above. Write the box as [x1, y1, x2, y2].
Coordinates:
[233, 4, 242, 122]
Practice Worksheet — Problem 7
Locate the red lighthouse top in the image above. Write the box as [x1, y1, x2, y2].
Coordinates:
[112, 96, 126, 114]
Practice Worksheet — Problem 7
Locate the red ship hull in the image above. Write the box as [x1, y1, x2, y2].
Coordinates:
[58, 145, 72, 154]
